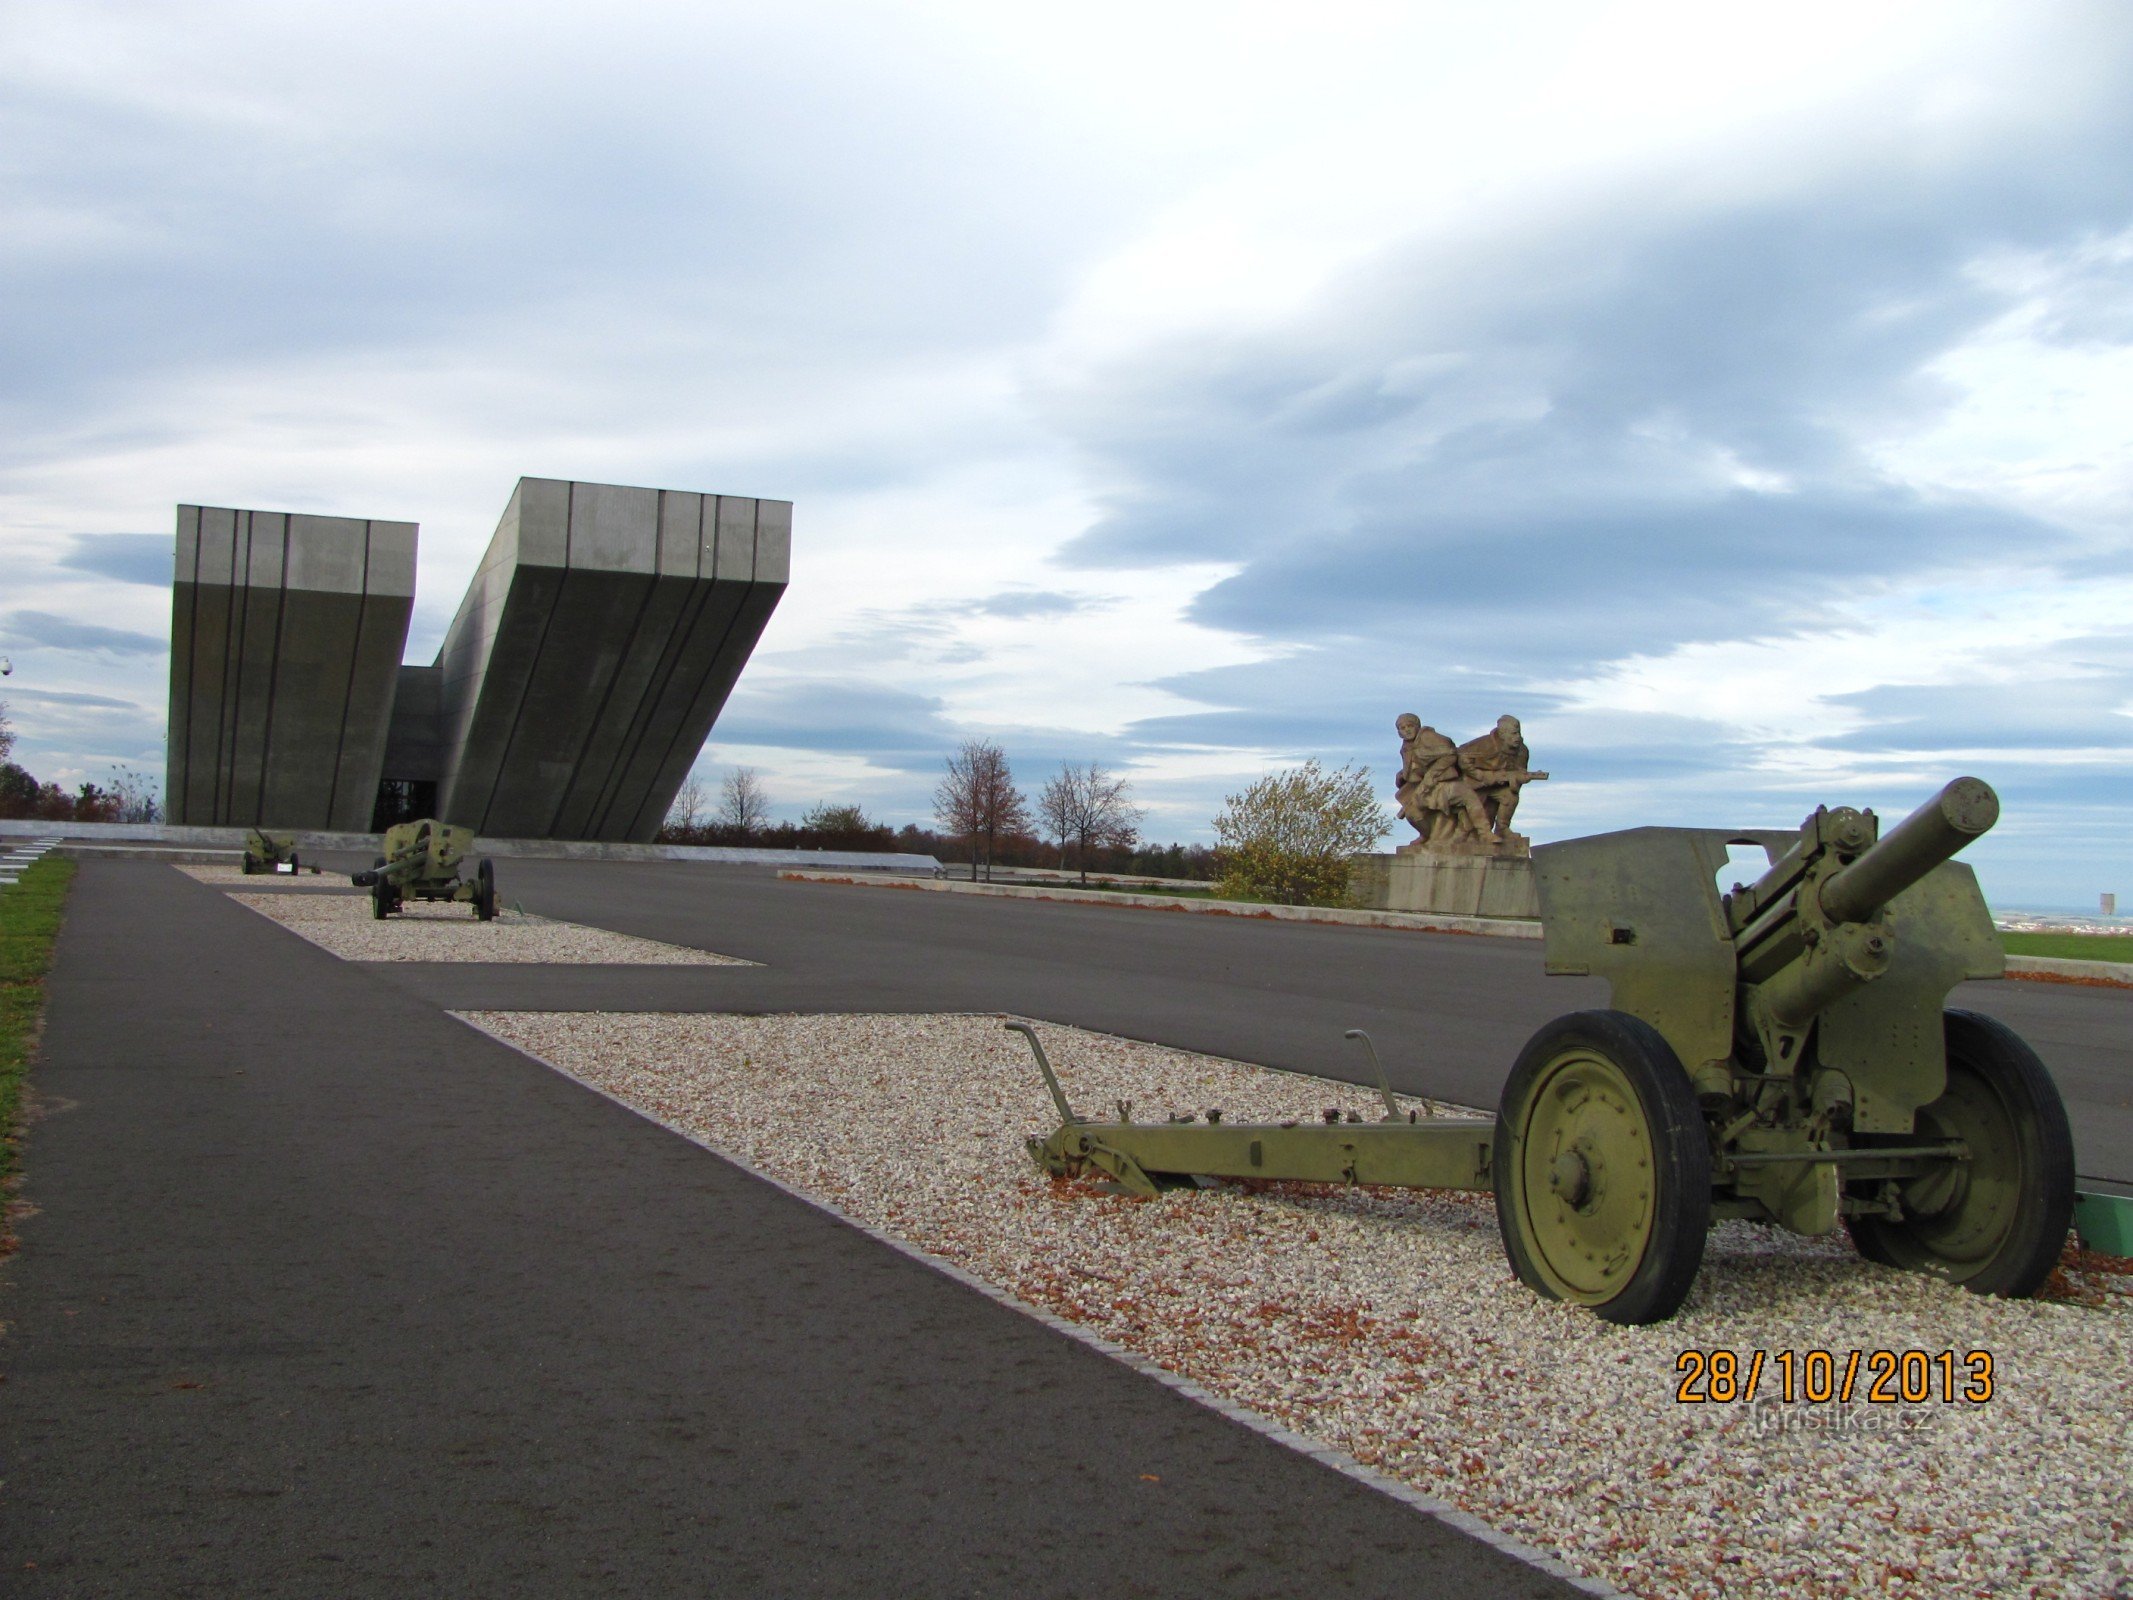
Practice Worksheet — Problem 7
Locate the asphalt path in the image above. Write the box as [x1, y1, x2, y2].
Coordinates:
[353, 859, 2133, 1194]
[0, 863, 1583, 1597]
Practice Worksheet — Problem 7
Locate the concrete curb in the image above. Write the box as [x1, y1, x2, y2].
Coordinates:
[451, 1010, 1628, 1600]
[779, 869, 1545, 939]
[783, 873, 2133, 982]
[2005, 954, 2133, 988]
[12, 819, 939, 875]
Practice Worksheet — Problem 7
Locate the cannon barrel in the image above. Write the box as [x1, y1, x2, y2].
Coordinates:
[1818, 776, 1998, 926]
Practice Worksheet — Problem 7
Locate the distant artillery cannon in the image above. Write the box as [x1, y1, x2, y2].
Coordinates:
[1023, 777, 2073, 1325]
[241, 828, 301, 875]
[350, 818, 498, 922]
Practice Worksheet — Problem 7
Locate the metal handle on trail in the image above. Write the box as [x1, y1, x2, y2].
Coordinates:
[1006, 1022, 1079, 1126]
[1343, 1029, 1405, 1121]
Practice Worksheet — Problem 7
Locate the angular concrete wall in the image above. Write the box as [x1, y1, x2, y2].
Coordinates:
[166, 506, 416, 829]
[420, 478, 789, 843]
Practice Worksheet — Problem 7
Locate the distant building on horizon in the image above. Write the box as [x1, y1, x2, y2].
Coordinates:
[165, 476, 789, 841]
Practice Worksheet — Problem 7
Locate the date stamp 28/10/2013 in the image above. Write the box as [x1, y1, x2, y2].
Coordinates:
[1674, 1348, 1995, 1406]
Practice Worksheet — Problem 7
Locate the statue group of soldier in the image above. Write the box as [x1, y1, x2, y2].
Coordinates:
[1394, 713, 1548, 854]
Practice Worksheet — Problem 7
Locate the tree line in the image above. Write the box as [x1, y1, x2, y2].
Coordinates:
[0, 702, 160, 823]
[663, 742, 1395, 906]
[659, 744, 1216, 881]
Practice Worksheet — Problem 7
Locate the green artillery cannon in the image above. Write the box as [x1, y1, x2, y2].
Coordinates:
[1023, 777, 2073, 1325]
[349, 818, 498, 922]
[241, 828, 301, 875]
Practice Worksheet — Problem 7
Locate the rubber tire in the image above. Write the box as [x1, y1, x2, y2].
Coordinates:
[372, 876, 395, 920]
[475, 859, 496, 922]
[1494, 1010, 1711, 1326]
[1847, 1009, 2074, 1298]
[241, 856, 259, 875]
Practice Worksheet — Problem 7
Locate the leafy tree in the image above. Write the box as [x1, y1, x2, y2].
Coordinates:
[719, 767, 770, 836]
[1211, 761, 1389, 906]
[933, 739, 1031, 882]
[1037, 761, 1144, 884]
[801, 801, 870, 835]
[0, 762, 37, 819]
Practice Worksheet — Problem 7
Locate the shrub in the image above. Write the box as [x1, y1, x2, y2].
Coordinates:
[1211, 761, 1388, 906]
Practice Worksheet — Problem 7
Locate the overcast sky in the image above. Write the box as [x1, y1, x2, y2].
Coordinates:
[3, 0, 2129, 905]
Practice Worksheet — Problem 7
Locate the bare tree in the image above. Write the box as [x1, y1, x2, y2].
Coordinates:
[668, 772, 710, 833]
[106, 764, 162, 824]
[1037, 767, 1076, 869]
[933, 739, 1030, 882]
[0, 699, 14, 765]
[719, 767, 770, 837]
[1038, 761, 1144, 884]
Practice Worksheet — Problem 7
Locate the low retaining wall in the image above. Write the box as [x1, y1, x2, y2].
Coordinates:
[778, 870, 1544, 938]
[2, 819, 938, 875]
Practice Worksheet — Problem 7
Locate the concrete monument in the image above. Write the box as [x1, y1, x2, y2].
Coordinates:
[166, 477, 788, 842]
[1359, 712, 1549, 918]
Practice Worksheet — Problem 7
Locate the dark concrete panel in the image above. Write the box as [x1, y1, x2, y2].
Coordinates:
[478, 568, 662, 838]
[546, 574, 700, 839]
[587, 575, 751, 840]
[436, 566, 566, 829]
[427, 479, 787, 843]
[328, 589, 416, 830]
[171, 581, 234, 824]
[627, 579, 784, 841]
[382, 664, 445, 784]
[162, 506, 414, 828]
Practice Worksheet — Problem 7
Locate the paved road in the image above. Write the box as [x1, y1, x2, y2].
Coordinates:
[0, 863, 1581, 1597]
[356, 860, 2133, 1193]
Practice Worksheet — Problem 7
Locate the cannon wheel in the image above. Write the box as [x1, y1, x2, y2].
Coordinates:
[1494, 1010, 1711, 1325]
[371, 874, 396, 920]
[1848, 1010, 2073, 1297]
[241, 854, 260, 875]
[475, 859, 497, 922]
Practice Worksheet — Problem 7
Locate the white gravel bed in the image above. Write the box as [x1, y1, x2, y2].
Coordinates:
[230, 891, 751, 965]
[464, 1010, 2133, 1600]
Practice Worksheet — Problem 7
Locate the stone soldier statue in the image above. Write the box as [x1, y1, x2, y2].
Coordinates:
[1394, 712, 1488, 847]
[1456, 714, 1549, 845]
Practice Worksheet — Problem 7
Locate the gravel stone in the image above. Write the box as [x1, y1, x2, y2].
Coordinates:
[463, 1010, 2133, 1600]
[230, 890, 750, 965]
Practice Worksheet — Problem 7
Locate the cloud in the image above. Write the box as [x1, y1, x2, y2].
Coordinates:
[57, 532, 170, 585]
[0, 686, 146, 710]
[4, 2, 2130, 903]
[704, 679, 962, 765]
[950, 590, 1099, 620]
[0, 610, 164, 654]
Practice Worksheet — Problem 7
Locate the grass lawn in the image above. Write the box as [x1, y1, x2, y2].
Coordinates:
[2001, 930, 2133, 964]
[2, 855, 76, 1207]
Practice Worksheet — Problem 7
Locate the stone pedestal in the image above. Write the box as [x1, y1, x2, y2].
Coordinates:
[1351, 850, 1538, 919]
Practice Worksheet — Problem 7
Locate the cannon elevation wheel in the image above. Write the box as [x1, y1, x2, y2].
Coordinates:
[475, 858, 497, 921]
[1494, 1010, 1711, 1326]
[1847, 1010, 2073, 1298]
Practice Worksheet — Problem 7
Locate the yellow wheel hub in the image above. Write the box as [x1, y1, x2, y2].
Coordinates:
[1516, 1053, 1657, 1302]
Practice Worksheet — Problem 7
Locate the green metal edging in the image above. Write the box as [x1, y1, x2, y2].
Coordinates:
[2073, 1191, 2133, 1258]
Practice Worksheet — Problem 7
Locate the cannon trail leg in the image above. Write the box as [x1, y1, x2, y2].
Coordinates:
[1493, 1010, 1711, 1326]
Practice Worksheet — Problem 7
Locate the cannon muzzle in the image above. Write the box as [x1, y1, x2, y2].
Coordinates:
[1818, 776, 1998, 926]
